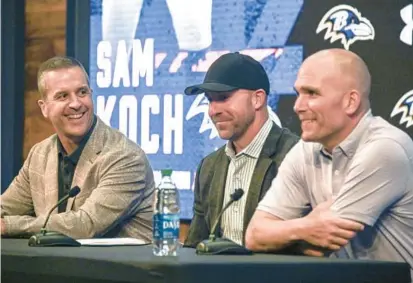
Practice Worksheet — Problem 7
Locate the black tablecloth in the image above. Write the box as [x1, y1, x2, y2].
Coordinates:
[1, 239, 410, 283]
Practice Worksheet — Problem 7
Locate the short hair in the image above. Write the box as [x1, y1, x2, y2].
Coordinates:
[37, 56, 90, 99]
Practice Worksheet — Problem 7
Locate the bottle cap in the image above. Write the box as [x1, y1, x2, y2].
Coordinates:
[161, 169, 173, 177]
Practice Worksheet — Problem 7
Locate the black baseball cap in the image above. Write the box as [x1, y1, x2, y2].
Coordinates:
[184, 52, 270, 95]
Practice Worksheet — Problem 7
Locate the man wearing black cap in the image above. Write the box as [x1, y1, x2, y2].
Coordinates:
[184, 52, 299, 247]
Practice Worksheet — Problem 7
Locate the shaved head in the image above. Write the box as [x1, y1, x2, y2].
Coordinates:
[301, 48, 371, 112]
[294, 49, 372, 151]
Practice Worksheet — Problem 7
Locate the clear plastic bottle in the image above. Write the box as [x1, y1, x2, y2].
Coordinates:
[152, 169, 180, 256]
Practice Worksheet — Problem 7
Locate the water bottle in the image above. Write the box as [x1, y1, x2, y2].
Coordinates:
[153, 169, 180, 256]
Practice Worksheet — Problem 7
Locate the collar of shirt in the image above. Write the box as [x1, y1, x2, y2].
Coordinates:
[319, 110, 372, 159]
[57, 115, 98, 164]
[225, 118, 273, 159]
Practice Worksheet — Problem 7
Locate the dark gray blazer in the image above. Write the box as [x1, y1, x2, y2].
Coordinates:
[185, 123, 299, 247]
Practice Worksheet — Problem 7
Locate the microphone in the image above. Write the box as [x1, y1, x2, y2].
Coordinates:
[208, 188, 244, 241]
[196, 188, 252, 255]
[28, 186, 82, 247]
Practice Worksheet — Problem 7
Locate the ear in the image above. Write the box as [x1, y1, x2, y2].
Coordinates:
[38, 99, 48, 119]
[343, 90, 361, 115]
[252, 89, 266, 110]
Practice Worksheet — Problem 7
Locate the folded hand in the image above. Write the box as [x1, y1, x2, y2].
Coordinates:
[301, 200, 364, 251]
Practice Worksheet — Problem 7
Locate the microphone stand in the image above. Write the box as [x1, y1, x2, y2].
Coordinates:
[196, 189, 252, 255]
[28, 187, 82, 247]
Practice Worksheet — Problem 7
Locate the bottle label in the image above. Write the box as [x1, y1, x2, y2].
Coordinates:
[153, 214, 180, 240]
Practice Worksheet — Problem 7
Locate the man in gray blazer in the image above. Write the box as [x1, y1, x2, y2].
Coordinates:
[1, 56, 155, 241]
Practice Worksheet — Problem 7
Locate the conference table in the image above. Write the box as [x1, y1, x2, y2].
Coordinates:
[1, 239, 410, 283]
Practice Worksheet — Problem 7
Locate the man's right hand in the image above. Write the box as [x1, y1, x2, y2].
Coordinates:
[1, 218, 6, 235]
[300, 200, 364, 251]
[295, 241, 331, 257]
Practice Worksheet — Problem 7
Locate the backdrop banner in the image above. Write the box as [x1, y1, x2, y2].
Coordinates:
[89, 0, 413, 219]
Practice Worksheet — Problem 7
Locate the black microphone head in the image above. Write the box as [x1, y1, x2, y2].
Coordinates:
[231, 189, 244, 201]
[68, 186, 81, 197]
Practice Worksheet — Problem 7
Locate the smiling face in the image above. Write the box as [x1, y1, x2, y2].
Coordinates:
[206, 89, 256, 142]
[38, 66, 94, 146]
[293, 51, 365, 150]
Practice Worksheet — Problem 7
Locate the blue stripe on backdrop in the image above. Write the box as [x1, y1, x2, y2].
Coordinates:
[1, 0, 25, 193]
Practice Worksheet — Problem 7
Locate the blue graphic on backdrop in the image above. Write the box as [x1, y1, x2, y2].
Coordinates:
[391, 89, 413, 129]
[89, 0, 303, 218]
[316, 4, 375, 50]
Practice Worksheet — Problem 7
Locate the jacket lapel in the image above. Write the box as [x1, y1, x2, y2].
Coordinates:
[242, 123, 284, 241]
[208, 150, 230, 234]
[66, 117, 105, 211]
[44, 138, 59, 214]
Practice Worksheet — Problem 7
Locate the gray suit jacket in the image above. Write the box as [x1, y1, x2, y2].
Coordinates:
[185, 123, 299, 247]
[1, 117, 155, 242]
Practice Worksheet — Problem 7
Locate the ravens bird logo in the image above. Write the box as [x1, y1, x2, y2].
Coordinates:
[316, 5, 375, 50]
[186, 94, 219, 139]
[391, 90, 413, 129]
